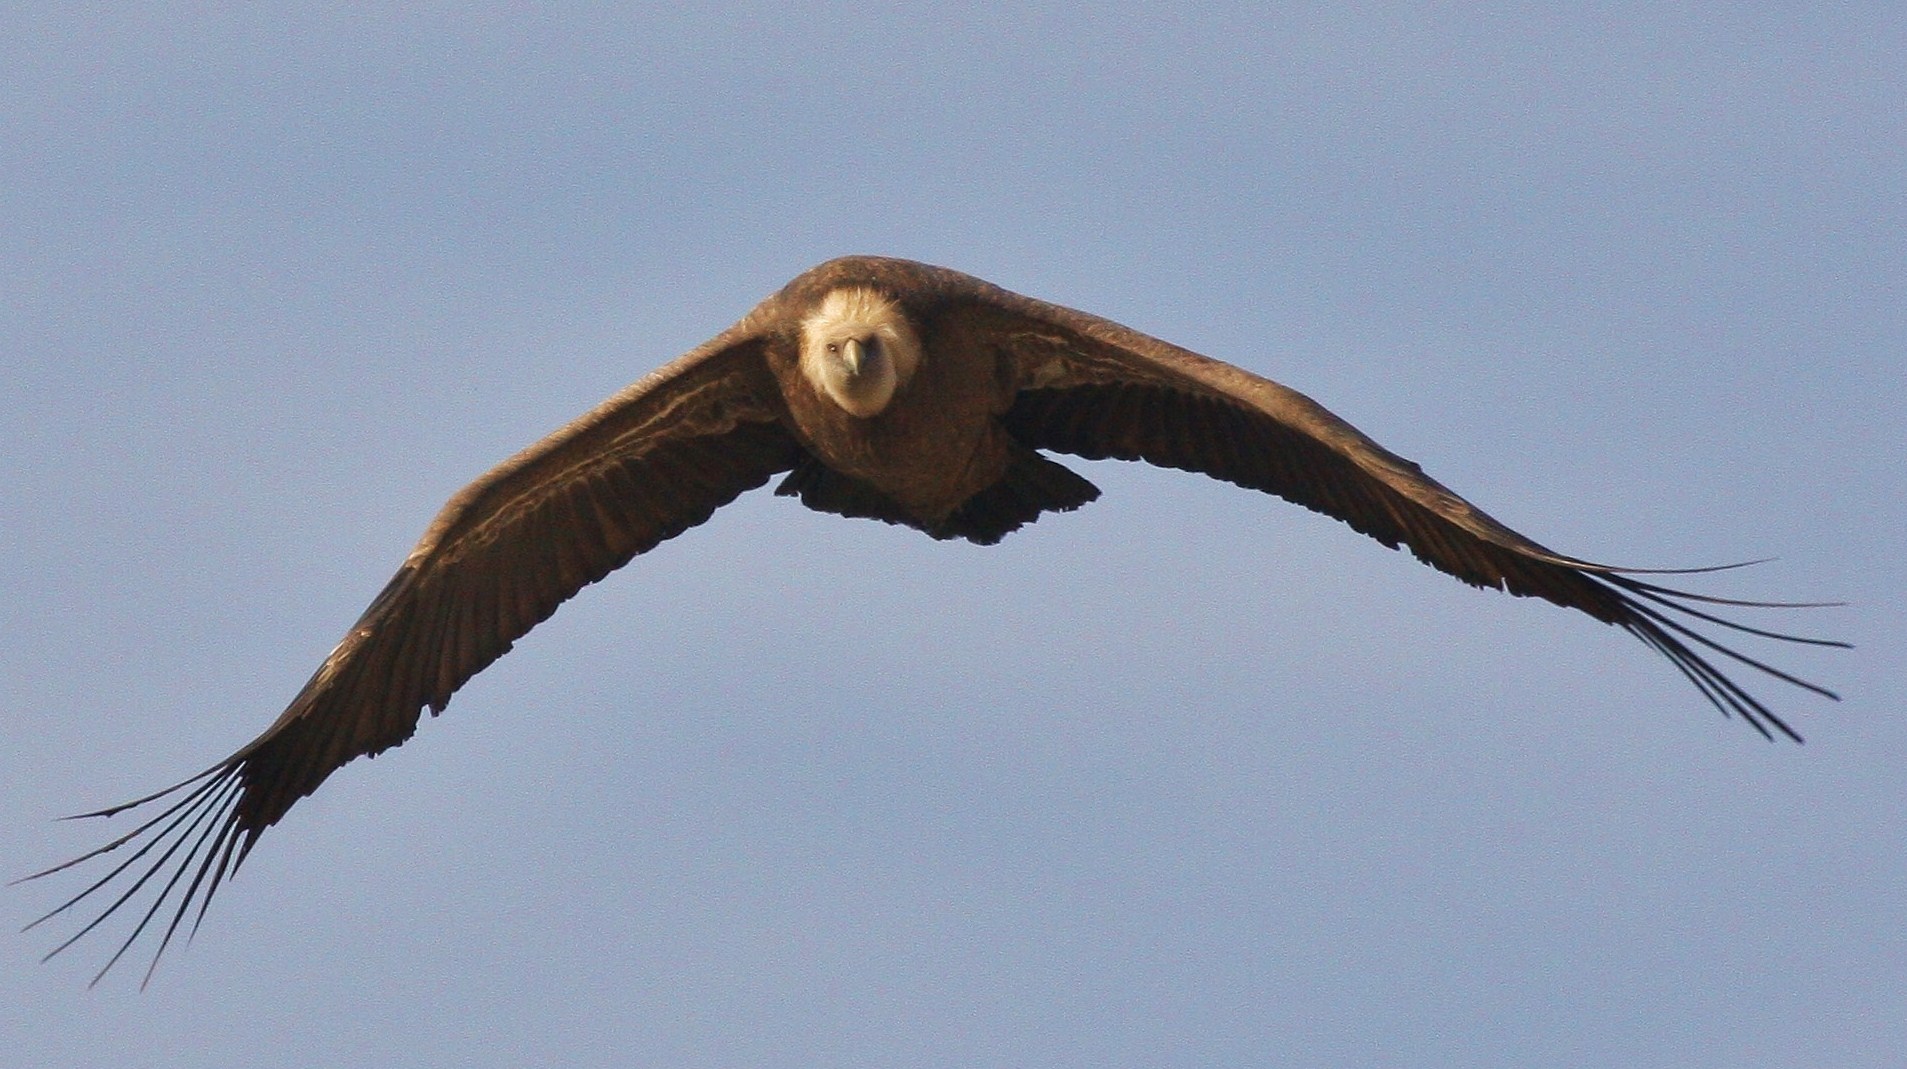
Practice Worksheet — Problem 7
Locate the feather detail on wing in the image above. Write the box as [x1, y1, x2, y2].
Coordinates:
[20, 335, 799, 986]
[967, 291, 1844, 743]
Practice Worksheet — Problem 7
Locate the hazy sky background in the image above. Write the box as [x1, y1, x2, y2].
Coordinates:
[4, 6, 1902, 1067]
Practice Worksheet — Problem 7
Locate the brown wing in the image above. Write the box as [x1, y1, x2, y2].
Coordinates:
[947, 283, 1842, 742]
[25, 330, 800, 985]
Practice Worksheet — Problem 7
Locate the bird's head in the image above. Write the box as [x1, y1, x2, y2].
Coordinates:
[799, 287, 922, 418]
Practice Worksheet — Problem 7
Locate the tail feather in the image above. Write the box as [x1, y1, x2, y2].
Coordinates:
[774, 447, 1100, 545]
[935, 448, 1100, 545]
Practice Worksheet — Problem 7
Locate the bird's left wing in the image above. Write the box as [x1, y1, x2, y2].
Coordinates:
[947, 283, 1842, 742]
[23, 328, 800, 985]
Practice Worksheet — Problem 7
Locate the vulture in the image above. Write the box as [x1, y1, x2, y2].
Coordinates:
[23, 255, 1841, 985]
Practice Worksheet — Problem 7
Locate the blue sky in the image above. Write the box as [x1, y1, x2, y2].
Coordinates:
[4, 6, 1902, 1066]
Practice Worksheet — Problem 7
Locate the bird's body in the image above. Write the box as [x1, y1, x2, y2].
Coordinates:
[777, 280, 1020, 524]
[24, 256, 1841, 985]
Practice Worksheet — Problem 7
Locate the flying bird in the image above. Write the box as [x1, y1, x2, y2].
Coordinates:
[23, 256, 1842, 984]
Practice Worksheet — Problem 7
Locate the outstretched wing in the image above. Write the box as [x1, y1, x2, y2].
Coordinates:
[23, 331, 801, 984]
[949, 286, 1843, 741]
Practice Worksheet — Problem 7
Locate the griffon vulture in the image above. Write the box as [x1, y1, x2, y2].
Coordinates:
[24, 256, 1842, 984]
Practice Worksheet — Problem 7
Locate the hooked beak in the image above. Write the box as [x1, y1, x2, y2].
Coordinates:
[840, 337, 867, 376]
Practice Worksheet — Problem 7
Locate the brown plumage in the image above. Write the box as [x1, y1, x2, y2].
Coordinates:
[23, 256, 1842, 984]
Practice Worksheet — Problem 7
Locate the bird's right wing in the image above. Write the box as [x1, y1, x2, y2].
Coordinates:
[23, 328, 801, 985]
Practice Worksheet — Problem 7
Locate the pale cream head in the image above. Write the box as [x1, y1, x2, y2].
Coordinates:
[799, 287, 923, 418]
